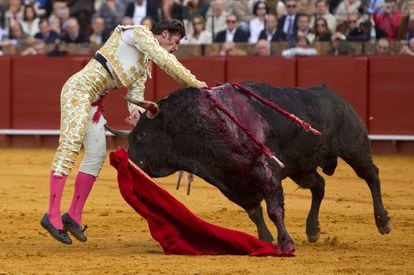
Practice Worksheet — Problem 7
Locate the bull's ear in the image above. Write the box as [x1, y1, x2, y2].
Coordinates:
[122, 96, 159, 119]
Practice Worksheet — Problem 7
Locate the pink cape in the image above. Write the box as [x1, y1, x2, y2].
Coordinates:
[110, 148, 291, 256]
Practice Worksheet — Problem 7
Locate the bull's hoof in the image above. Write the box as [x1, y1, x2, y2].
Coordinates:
[277, 240, 295, 256]
[307, 231, 320, 243]
[378, 219, 392, 235]
[375, 212, 392, 235]
[306, 226, 320, 243]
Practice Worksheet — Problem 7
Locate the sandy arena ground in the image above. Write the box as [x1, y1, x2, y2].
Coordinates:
[0, 148, 413, 274]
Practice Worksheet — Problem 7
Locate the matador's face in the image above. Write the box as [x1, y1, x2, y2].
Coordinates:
[157, 30, 181, 53]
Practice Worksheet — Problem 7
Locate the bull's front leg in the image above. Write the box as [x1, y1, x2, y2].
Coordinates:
[244, 203, 274, 243]
[263, 182, 295, 255]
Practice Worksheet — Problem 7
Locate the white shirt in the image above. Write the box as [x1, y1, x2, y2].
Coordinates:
[21, 18, 40, 37]
[132, 0, 147, 25]
[181, 31, 213, 45]
[248, 17, 265, 44]
[225, 29, 236, 42]
[282, 47, 318, 57]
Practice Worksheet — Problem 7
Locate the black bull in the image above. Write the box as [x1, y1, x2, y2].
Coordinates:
[122, 82, 391, 254]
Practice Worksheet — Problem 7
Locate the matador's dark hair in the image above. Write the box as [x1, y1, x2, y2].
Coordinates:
[151, 19, 186, 39]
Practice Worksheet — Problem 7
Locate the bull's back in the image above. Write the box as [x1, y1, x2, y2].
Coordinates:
[241, 82, 369, 170]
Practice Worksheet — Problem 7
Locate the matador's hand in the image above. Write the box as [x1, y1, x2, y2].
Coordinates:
[125, 109, 141, 127]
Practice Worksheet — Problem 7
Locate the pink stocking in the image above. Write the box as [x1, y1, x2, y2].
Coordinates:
[67, 172, 96, 225]
[47, 171, 67, 230]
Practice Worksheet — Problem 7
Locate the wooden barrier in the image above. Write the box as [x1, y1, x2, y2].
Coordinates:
[0, 55, 413, 153]
[11, 56, 87, 129]
[367, 56, 414, 135]
[0, 57, 11, 129]
[226, 56, 296, 86]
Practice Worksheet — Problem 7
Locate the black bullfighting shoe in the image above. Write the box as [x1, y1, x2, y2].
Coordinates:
[62, 213, 88, 242]
[40, 214, 72, 245]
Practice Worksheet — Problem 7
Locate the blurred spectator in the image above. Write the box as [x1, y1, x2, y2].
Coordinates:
[374, 37, 392, 54]
[295, 13, 316, 43]
[219, 41, 247, 56]
[248, 0, 269, 44]
[334, 0, 362, 25]
[0, 21, 28, 47]
[34, 18, 60, 44]
[347, 18, 388, 41]
[314, 17, 332, 41]
[21, 4, 40, 37]
[120, 15, 133, 25]
[277, 0, 300, 41]
[297, 0, 317, 15]
[60, 17, 88, 43]
[183, 0, 209, 21]
[397, 0, 414, 41]
[158, 0, 183, 20]
[0, 23, 7, 42]
[0, 3, 5, 26]
[310, 0, 337, 33]
[52, 2, 70, 37]
[4, 0, 23, 28]
[205, 0, 229, 36]
[281, 34, 318, 56]
[373, 0, 404, 41]
[125, 0, 159, 25]
[48, 14, 62, 35]
[94, 0, 123, 32]
[65, 0, 95, 35]
[214, 13, 249, 42]
[400, 37, 414, 55]
[327, 31, 355, 55]
[255, 38, 272, 55]
[258, 13, 285, 42]
[182, 15, 212, 44]
[114, 0, 134, 16]
[20, 38, 46, 55]
[31, 0, 51, 18]
[367, 0, 385, 14]
[89, 16, 110, 45]
[339, 13, 360, 36]
[265, 0, 287, 17]
[233, 0, 254, 30]
[51, 0, 67, 21]
[140, 16, 154, 29]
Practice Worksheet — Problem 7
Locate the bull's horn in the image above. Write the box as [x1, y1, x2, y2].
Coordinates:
[104, 124, 131, 136]
[122, 96, 159, 119]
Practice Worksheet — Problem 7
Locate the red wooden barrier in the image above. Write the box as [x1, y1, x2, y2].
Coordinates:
[368, 56, 414, 135]
[226, 56, 296, 86]
[11, 56, 86, 129]
[154, 57, 226, 99]
[1, 55, 413, 153]
[0, 57, 11, 129]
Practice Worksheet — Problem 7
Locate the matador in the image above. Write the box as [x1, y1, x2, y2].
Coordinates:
[40, 19, 206, 245]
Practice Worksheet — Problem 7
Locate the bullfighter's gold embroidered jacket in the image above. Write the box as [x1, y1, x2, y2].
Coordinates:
[97, 25, 203, 112]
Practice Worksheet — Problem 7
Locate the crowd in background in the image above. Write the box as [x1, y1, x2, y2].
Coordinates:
[0, 0, 413, 57]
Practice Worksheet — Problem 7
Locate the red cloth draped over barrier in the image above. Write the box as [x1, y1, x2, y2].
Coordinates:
[110, 148, 289, 256]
